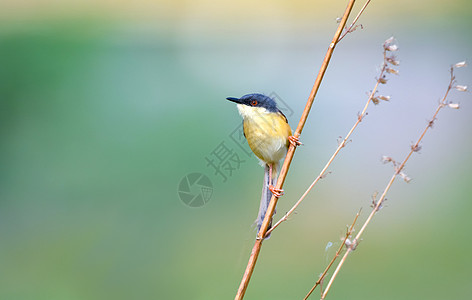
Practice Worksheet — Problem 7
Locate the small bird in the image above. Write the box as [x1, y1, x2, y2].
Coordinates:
[226, 93, 300, 236]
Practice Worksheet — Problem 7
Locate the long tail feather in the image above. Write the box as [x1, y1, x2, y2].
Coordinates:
[256, 163, 277, 238]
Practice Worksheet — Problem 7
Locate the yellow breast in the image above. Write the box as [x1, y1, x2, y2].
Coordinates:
[237, 105, 292, 164]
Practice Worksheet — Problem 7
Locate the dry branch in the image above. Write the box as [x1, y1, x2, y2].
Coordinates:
[320, 63, 467, 299]
[266, 37, 397, 237]
[234, 1, 358, 299]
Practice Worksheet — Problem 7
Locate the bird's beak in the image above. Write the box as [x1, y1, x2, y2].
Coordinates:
[226, 97, 242, 104]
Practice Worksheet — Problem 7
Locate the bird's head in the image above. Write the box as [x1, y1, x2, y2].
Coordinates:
[226, 94, 278, 118]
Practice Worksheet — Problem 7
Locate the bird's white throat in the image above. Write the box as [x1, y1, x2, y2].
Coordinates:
[236, 104, 268, 119]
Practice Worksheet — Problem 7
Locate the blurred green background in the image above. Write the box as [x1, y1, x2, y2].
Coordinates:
[1, 1, 471, 299]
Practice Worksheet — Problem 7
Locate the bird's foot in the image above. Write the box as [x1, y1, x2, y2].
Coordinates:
[269, 185, 284, 197]
[288, 135, 303, 147]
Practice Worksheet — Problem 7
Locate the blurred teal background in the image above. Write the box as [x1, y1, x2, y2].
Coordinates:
[1, 1, 471, 299]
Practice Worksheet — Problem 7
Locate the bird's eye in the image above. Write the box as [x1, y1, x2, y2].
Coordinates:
[251, 100, 258, 106]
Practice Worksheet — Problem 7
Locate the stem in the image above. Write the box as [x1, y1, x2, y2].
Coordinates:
[320, 67, 457, 300]
[234, 1, 357, 299]
[266, 50, 388, 237]
[337, 0, 372, 43]
[303, 211, 361, 300]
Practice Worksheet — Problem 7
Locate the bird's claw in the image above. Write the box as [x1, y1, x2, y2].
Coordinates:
[269, 185, 284, 197]
[288, 135, 302, 147]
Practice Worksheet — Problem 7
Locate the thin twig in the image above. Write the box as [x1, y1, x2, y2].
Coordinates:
[266, 40, 393, 237]
[337, 0, 371, 43]
[320, 66, 461, 300]
[234, 1, 357, 299]
[303, 210, 361, 300]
